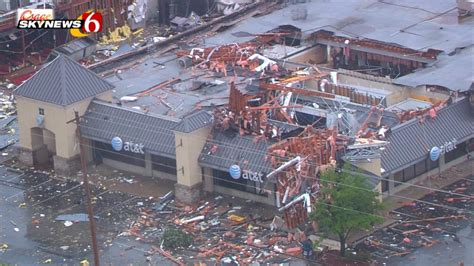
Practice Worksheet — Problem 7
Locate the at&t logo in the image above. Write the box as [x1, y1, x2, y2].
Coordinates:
[111, 137, 144, 154]
[228, 165, 264, 183]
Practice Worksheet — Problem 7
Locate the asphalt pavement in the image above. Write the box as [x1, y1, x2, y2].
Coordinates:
[0, 165, 172, 265]
[356, 174, 474, 266]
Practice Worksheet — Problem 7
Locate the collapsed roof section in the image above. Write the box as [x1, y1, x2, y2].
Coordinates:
[309, 30, 442, 64]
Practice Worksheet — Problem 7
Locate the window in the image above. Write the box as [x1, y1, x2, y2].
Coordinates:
[94, 141, 145, 167]
[213, 169, 246, 192]
[393, 171, 403, 186]
[212, 169, 268, 196]
[39, 108, 45, 115]
[381, 180, 389, 192]
[467, 138, 474, 152]
[151, 155, 177, 175]
[427, 157, 439, 170]
[415, 160, 427, 176]
[445, 141, 467, 163]
[403, 165, 416, 182]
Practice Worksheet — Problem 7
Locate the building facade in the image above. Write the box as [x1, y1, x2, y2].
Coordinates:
[13, 54, 474, 207]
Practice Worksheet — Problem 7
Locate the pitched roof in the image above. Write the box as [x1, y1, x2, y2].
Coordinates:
[199, 129, 272, 174]
[381, 98, 474, 174]
[81, 101, 180, 158]
[173, 110, 213, 133]
[14, 54, 114, 106]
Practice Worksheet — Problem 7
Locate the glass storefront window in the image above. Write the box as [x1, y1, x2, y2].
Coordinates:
[403, 165, 416, 182]
[213, 169, 246, 192]
[382, 180, 389, 192]
[212, 169, 268, 196]
[445, 141, 467, 163]
[393, 171, 403, 186]
[468, 138, 474, 152]
[94, 140, 145, 167]
[151, 155, 177, 175]
[427, 157, 439, 170]
[415, 159, 427, 176]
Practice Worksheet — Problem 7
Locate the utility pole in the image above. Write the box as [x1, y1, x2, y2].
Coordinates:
[67, 111, 100, 266]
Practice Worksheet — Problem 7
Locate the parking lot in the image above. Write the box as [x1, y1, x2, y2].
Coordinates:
[0, 164, 172, 265]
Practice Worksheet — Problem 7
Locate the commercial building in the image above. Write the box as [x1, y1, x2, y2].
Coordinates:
[13, 0, 474, 214]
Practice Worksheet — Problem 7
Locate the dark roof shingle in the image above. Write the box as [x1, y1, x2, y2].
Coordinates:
[173, 110, 213, 133]
[381, 98, 474, 174]
[81, 101, 179, 158]
[199, 130, 272, 174]
[14, 54, 114, 106]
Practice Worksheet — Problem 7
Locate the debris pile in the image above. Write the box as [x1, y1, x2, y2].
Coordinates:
[176, 42, 264, 72]
[395, 97, 450, 123]
[120, 194, 312, 264]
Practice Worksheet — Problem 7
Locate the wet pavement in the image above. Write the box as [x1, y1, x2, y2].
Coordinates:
[0, 162, 306, 265]
[0, 165, 171, 265]
[356, 175, 474, 265]
[1, 146, 472, 266]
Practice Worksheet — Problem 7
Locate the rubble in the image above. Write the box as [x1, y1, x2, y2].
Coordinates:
[112, 192, 314, 264]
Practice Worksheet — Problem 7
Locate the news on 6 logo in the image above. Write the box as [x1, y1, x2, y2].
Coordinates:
[70, 11, 103, 38]
[17, 8, 103, 38]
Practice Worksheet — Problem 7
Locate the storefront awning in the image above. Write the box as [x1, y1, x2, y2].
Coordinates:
[381, 98, 474, 175]
[199, 129, 273, 175]
[81, 100, 180, 159]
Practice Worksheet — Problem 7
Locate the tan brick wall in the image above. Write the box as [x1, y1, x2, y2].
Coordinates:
[16, 91, 112, 159]
[174, 126, 212, 187]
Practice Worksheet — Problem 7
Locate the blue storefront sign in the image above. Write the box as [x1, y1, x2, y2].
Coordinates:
[111, 136, 144, 154]
[229, 165, 241, 180]
[429, 138, 457, 161]
[429, 146, 441, 161]
[111, 137, 123, 151]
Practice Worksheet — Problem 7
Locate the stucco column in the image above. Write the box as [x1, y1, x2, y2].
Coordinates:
[173, 126, 211, 203]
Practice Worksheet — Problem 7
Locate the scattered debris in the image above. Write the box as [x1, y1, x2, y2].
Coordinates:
[63, 221, 73, 227]
[55, 213, 96, 222]
[0, 243, 8, 252]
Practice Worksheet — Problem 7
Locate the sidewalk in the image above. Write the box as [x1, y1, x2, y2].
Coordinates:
[85, 164, 176, 199]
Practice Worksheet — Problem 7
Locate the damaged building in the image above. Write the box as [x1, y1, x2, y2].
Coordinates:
[10, 0, 474, 232]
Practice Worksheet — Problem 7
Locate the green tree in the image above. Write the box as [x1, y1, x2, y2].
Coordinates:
[310, 166, 384, 256]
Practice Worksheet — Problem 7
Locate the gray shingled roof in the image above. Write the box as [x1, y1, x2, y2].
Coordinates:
[14, 54, 114, 106]
[199, 130, 272, 174]
[173, 110, 213, 133]
[381, 98, 474, 175]
[81, 101, 180, 158]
